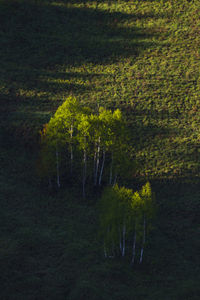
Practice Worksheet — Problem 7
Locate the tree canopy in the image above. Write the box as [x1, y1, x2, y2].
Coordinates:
[39, 96, 133, 194]
[98, 182, 155, 264]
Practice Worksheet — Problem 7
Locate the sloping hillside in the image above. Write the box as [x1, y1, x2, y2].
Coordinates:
[0, 1, 199, 299]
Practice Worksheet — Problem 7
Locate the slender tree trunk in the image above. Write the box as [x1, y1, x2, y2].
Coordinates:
[70, 144, 73, 174]
[122, 222, 126, 257]
[99, 149, 105, 186]
[93, 148, 97, 185]
[82, 149, 87, 198]
[131, 222, 137, 265]
[113, 174, 117, 186]
[139, 215, 146, 264]
[70, 125, 73, 174]
[119, 225, 122, 255]
[56, 146, 60, 189]
[109, 152, 113, 185]
[94, 137, 100, 186]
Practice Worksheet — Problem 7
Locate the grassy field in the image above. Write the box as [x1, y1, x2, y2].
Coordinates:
[0, 144, 199, 299]
[0, 0, 199, 299]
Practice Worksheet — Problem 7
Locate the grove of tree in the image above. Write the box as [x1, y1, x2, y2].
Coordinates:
[1, 0, 199, 298]
[39, 96, 134, 197]
[99, 182, 154, 264]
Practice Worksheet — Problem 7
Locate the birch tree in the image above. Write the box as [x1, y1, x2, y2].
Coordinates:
[77, 114, 92, 198]
[130, 191, 143, 265]
[89, 107, 125, 187]
[51, 96, 82, 174]
[98, 182, 154, 264]
[93, 107, 127, 186]
[99, 184, 133, 258]
[107, 109, 124, 185]
[89, 113, 102, 186]
[98, 107, 114, 186]
[39, 98, 134, 194]
[138, 182, 154, 264]
[39, 96, 83, 188]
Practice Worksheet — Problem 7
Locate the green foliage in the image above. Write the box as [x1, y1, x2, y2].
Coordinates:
[39, 97, 131, 191]
[1, 143, 199, 299]
[77, 113, 91, 151]
[1, 0, 200, 298]
[99, 182, 155, 261]
[1, 0, 199, 177]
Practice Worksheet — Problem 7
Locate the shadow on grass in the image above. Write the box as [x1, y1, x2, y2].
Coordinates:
[0, 0, 159, 142]
[0, 140, 199, 300]
[0, 0, 156, 92]
[0, 1, 155, 66]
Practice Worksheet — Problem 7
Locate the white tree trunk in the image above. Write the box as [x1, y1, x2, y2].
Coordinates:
[113, 174, 117, 186]
[139, 216, 146, 264]
[111, 238, 115, 258]
[131, 222, 137, 265]
[109, 152, 113, 185]
[93, 149, 97, 185]
[99, 149, 105, 186]
[119, 225, 122, 255]
[70, 125, 73, 174]
[56, 147, 60, 189]
[94, 137, 100, 186]
[70, 144, 73, 174]
[82, 149, 87, 198]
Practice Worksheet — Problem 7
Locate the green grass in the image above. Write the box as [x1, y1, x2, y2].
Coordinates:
[0, 144, 199, 299]
[0, 0, 200, 299]
[1, 0, 199, 177]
